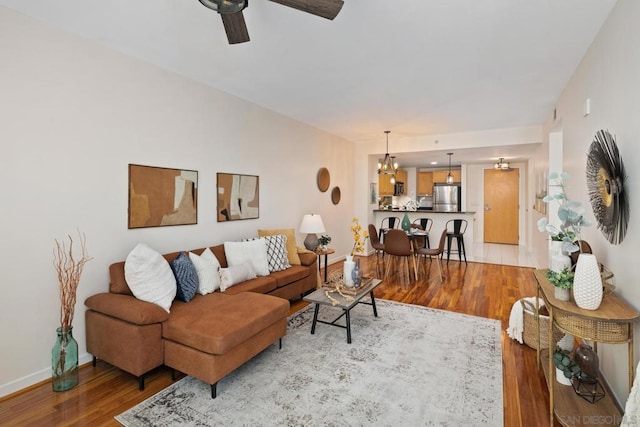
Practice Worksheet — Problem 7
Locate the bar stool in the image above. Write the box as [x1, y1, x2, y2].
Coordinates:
[379, 216, 400, 243]
[412, 218, 433, 248]
[444, 219, 468, 264]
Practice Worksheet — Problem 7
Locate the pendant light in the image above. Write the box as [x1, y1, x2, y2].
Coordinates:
[378, 131, 399, 175]
[446, 152, 454, 183]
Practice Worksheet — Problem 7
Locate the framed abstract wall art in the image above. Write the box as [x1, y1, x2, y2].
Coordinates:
[128, 164, 198, 228]
[217, 172, 259, 221]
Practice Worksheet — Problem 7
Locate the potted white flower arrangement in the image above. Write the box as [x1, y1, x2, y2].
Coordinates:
[537, 172, 603, 310]
[537, 172, 591, 255]
[318, 235, 331, 250]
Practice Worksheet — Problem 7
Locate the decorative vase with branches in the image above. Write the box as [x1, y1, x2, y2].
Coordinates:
[350, 217, 368, 256]
[52, 231, 92, 391]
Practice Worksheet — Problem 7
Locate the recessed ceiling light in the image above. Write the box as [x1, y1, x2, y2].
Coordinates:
[430, 161, 438, 165]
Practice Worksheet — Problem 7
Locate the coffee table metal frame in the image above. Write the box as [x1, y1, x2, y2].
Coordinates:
[303, 279, 381, 344]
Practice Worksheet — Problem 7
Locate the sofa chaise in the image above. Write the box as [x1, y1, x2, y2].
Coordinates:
[84, 241, 318, 398]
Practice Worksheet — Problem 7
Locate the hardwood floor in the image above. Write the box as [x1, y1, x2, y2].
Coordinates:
[0, 256, 557, 426]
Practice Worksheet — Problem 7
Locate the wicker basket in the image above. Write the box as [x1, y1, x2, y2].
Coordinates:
[521, 298, 563, 350]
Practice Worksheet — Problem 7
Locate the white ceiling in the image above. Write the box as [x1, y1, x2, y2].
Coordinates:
[1, 0, 617, 150]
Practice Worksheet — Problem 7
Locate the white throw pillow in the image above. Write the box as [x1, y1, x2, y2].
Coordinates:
[124, 243, 177, 313]
[219, 262, 257, 292]
[224, 239, 270, 276]
[188, 248, 221, 295]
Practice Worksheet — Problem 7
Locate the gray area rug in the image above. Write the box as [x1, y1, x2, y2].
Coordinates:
[116, 299, 503, 426]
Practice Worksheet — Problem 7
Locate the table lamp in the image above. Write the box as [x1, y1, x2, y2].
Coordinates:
[299, 214, 326, 251]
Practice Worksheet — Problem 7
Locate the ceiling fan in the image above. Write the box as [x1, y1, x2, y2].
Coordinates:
[198, 0, 344, 44]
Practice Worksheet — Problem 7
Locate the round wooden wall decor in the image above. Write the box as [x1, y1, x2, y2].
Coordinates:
[317, 168, 330, 192]
[586, 130, 629, 244]
[331, 186, 341, 205]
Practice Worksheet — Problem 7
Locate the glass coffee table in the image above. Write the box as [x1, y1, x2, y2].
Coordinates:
[303, 278, 382, 344]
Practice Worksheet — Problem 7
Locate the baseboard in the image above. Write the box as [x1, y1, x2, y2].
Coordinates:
[0, 352, 93, 399]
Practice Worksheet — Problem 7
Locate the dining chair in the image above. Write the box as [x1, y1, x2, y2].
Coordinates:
[412, 218, 433, 248]
[383, 229, 418, 282]
[368, 224, 385, 263]
[409, 224, 428, 250]
[379, 216, 400, 243]
[415, 229, 447, 282]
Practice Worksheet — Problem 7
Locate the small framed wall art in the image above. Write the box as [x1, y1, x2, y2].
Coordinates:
[217, 172, 260, 221]
[128, 164, 198, 229]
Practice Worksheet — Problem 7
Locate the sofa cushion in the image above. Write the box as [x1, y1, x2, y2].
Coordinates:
[224, 239, 270, 276]
[268, 265, 311, 288]
[124, 243, 176, 313]
[189, 248, 221, 295]
[170, 252, 199, 303]
[85, 293, 170, 325]
[220, 275, 278, 295]
[219, 262, 257, 292]
[258, 229, 301, 266]
[163, 292, 289, 355]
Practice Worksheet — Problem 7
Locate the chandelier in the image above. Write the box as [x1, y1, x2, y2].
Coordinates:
[377, 130, 399, 176]
[494, 158, 511, 170]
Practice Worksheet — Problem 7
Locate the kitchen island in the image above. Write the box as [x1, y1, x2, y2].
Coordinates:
[372, 210, 476, 261]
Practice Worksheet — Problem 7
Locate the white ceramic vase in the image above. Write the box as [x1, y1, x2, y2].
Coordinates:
[548, 240, 563, 267]
[573, 253, 603, 310]
[556, 367, 572, 386]
[557, 334, 575, 352]
[554, 287, 570, 302]
[343, 255, 355, 288]
[550, 253, 572, 274]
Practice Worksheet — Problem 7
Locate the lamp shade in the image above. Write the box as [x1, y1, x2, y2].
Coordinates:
[299, 214, 326, 234]
[300, 214, 326, 251]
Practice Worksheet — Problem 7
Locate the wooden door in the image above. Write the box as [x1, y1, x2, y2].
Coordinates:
[484, 168, 519, 244]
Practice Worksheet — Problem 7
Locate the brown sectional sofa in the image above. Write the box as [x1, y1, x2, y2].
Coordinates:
[84, 243, 318, 397]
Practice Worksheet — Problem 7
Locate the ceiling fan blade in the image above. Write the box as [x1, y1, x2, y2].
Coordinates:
[268, 0, 344, 20]
[221, 11, 250, 44]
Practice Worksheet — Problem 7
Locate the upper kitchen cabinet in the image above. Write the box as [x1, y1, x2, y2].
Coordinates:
[417, 172, 433, 195]
[379, 173, 393, 195]
[378, 169, 408, 195]
[432, 169, 461, 183]
[395, 169, 408, 189]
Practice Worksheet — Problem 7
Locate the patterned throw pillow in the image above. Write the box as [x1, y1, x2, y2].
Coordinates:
[263, 234, 291, 272]
[257, 228, 301, 265]
[170, 252, 199, 303]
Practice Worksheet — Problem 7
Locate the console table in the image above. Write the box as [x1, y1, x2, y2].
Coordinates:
[534, 269, 639, 427]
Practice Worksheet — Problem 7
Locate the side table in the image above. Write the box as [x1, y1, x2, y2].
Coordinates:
[533, 269, 639, 427]
[315, 248, 335, 283]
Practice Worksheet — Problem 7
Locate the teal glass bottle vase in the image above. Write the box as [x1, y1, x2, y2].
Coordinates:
[401, 212, 411, 232]
[52, 326, 79, 392]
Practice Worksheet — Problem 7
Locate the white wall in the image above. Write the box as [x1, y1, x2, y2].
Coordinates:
[540, 0, 640, 405]
[0, 7, 355, 397]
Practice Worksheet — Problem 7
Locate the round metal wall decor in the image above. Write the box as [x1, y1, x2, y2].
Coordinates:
[586, 130, 629, 244]
[317, 167, 330, 192]
[331, 186, 341, 205]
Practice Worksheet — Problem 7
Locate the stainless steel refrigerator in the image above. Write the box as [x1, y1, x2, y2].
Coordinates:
[433, 184, 461, 212]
